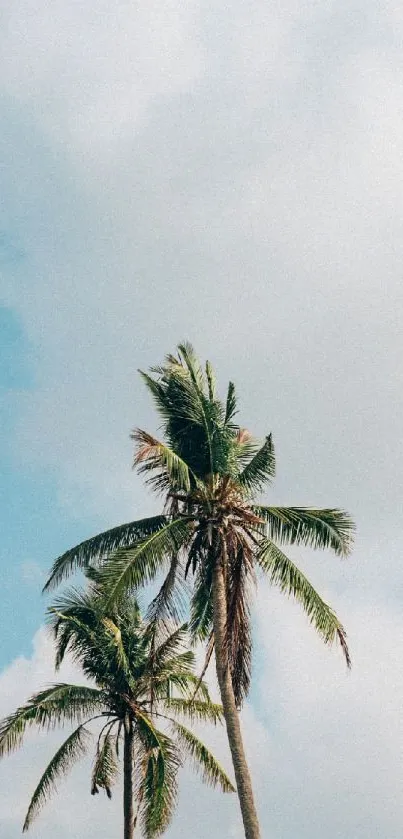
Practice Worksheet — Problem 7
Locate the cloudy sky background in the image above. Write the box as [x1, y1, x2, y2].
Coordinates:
[1, 0, 403, 835]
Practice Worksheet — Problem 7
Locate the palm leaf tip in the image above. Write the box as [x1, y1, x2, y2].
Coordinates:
[43, 516, 168, 592]
[22, 724, 91, 831]
[171, 723, 235, 793]
[238, 433, 275, 493]
[336, 624, 351, 669]
[91, 731, 119, 799]
[257, 539, 351, 666]
[255, 506, 355, 557]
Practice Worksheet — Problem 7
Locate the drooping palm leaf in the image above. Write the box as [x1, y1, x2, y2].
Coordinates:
[135, 713, 180, 838]
[225, 546, 255, 707]
[257, 539, 351, 666]
[146, 553, 189, 629]
[91, 728, 119, 798]
[22, 723, 91, 831]
[188, 561, 214, 642]
[170, 722, 235, 792]
[0, 685, 102, 756]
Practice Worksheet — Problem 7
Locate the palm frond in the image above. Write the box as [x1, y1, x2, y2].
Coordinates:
[239, 434, 275, 493]
[224, 381, 238, 426]
[102, 618, 133, 684]
[156, 672, 210, 702]
[49, 610, 99, 670]
[146, 554, 190, 629]
[170, 723, 235, 793]
[91, 729, 119, 798]
[225, 546, 255, 707]
[189, 563, 213, 643]
[177, 342, 206, 392]
[135, 713, 180, 838]
[44, 516, 168, 591]
[257, 539, 351, 666]
[143, 624, 190, 672]
[0, 685, 103, 756]
[23, 724, 91, 830]
[97, 519, 193, 605]
[254, 506, 354, 556]
[205, 361, 216, 401]
[132, 429, 192, 493]
[162, 698, 223, 724]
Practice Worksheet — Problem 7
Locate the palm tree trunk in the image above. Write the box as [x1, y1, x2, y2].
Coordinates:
[123, 715, 135, 839]
[212, 562, 261, 839]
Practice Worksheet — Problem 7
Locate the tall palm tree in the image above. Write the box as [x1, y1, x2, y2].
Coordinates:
[44, 343, 355, 839]
[0, 587, 234, 838]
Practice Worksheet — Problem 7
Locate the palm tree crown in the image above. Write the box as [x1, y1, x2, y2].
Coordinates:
[45, 343, 354, 695]
[0, 586, 233, 837]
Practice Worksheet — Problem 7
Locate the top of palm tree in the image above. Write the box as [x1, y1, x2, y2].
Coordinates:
[0, 585, 234, 835]
[44, 342, 354, 705]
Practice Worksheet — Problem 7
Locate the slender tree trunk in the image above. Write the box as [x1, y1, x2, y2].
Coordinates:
[212, 562, 261, 839]
[123, 715, 135, 839]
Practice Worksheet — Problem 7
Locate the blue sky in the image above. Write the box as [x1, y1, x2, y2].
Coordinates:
[0, 306, 102, 664]
[2, 0, 403, 836]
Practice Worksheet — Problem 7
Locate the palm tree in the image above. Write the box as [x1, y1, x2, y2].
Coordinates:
[44, 343, 355, 839]
[0, 586, 234, 838]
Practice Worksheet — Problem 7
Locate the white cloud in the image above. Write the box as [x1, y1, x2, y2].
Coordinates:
[1, 0, 206, 158]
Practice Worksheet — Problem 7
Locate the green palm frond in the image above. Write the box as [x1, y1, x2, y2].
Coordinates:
[162, 698, 223, 724]
[23, 723, 91, 831]
[254, 506, 354, 556]
[131, 429, 192, 493]
[91, 729, 119, 798]
[205, 361, 216, 401]
[98, 519, 193, 604]
[101, 617, 134, 685]
[224, 381, 237, 426]
[189, 564, 213, 642]
[146, 553, 189, 629]
[257, 539, 351, 666]
[177, 342, 207, 392]
[145, 624, 190, 668]
[0, 685, 103, 756]
[143, 343, 230, 479]
[170, 723, 235, 793]
[135, 713, 180, 838]
[157, 672, 210, 702]
[239, 434, 275, 492]
[44, 516, 168, 591]
[50, 610, 99, 670]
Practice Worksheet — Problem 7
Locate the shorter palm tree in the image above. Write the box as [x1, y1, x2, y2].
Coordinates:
[0, 588, 234, 838]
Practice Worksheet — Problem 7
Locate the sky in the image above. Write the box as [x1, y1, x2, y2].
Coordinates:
[1, 0, 403, 835]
